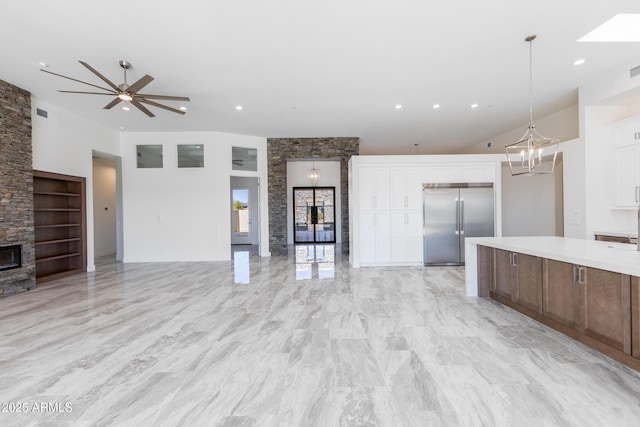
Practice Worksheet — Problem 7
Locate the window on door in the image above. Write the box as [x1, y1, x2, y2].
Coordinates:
[293, 187, 335, 243]
[231, 188, 251, 244]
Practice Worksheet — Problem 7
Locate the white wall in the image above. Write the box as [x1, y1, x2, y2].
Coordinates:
[92, 158, 117, 257]
[31, 98, 121, 271]
[120, 132, 268, 262]
[500, 161, 560, 237]
[286, 160, 342, 244]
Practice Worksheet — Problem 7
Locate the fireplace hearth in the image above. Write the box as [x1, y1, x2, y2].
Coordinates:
[0, 245, 22, 271]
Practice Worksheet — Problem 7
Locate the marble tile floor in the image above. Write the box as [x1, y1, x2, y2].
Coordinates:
[1, 246, 640, 426]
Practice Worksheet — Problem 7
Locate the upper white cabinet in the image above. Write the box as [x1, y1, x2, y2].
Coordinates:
[424, 163, 494, 184]
[390, 167, 424, 210]
[613, 116, 640, 207]
[359, 167, 390, 211]
[614, 117, 640, 148]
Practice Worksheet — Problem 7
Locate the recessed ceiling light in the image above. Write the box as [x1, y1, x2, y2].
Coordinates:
[179, 106, 187, 111]
[470, 103, 479, 109]
[573, 58, 586, 66]
[432, 104, 440, 109]
[578, 14, 640, 42]
[395, 104, 402, 109]
[119, 126, 125, 130]
[37, 61, 48, 68]
[122, 106, 130, 111]
[235, 105, 243, 111]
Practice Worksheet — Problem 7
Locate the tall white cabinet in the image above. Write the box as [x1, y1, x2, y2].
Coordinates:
[358, 167, 391, 264]
[350, 155, 501, 268]
[389, 167, 424, 264]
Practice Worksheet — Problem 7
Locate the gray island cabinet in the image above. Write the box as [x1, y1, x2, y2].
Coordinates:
[468, 236, 640, 371]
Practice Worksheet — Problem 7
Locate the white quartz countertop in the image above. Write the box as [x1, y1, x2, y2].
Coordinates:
[466, 236, 640, 277]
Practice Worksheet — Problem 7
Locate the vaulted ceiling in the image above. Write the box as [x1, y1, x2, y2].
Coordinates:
[2, 1, 640, 154]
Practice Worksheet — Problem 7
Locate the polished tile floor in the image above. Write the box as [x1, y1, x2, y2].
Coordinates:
[1, 245, 640, 426]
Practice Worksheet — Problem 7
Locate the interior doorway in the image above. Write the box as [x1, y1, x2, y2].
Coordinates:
[293, 187, 336, 243]
[230, 177, 259, 245]
[92, 151, 123, 263]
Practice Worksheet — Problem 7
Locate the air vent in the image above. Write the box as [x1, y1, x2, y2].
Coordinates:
[631, 65, 640, 79]
[36, 108, 48, 118]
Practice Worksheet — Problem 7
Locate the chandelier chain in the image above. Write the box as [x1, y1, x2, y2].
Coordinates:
[529, 37, 534, 125]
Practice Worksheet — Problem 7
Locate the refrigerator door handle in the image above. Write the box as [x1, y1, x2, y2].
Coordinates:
[455, 198, 460, 235]
[460, 199, 465, 235]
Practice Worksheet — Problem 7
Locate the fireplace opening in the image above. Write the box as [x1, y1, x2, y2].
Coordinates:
[0, 245, 22, 271]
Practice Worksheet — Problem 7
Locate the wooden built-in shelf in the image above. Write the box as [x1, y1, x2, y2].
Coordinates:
[35, 238, 82, 246]
[35, 253, 82, 263]
[35, 224, 81, 229]
[34, 191, 81, 197]
[33, 170, 86, 285]
[34, 208, 81, 212]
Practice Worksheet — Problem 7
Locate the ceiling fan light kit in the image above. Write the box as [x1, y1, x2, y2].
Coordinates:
[40, 60, 190, 117]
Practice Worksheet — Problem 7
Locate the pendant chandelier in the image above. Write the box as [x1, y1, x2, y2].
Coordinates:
[308, 162, 320, 186]
[505, 35, 559, 176]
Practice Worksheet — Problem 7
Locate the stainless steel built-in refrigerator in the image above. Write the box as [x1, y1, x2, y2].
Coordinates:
[423, 183, 494, 265]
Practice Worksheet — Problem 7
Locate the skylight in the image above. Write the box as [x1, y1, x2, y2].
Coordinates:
[578, 14, 640, 42]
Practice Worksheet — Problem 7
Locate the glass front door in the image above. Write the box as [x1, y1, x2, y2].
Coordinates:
[293, 187, 335, 243]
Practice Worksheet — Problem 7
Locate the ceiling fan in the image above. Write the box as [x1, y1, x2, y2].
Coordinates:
[41, 60, 190, 117]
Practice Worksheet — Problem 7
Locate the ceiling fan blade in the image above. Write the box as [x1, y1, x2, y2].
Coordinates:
[41, 69, 115, 93]
[136, 94, 190, 101]
[79, 61, 120, 91]
[126, 75, 154, 95]
[139, 98, 186, 115]
[59, 90, 114, 95]
[103, 98, 122, 110]
[131, 99, 155, 117]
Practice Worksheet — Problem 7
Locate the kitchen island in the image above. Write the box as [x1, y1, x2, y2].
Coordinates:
[465, 236, 640, 371]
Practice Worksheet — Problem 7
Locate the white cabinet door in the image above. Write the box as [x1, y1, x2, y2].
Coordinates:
[390, 212, 407, 263]
[359, 211, 391, 265]
[459, 164, 494, 183]
[405, 168, 425, 209]
[359, 212, 376, 264]
[390, 170, 406, 209]
[374, 212, 391, 263]
[359, 168, 376, 211]
[425, 165, 458, 183]
[405, 210, 424, 263]
[614, 145, 640, 207]
[359, 167, 390, 210]
[389, 210, 423, 264]
[614, 117, 640, 148]
[390, 167, 424, 210]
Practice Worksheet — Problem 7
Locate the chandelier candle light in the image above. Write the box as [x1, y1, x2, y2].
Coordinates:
[308, 162, 320, 186]
[505, 35, 559, 176]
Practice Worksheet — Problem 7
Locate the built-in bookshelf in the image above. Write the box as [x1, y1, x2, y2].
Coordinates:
[33, 171, 86, 284]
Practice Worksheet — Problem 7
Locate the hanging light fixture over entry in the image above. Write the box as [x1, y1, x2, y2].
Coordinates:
[505, 35, 559, 176]
[308, 162, 320, 186]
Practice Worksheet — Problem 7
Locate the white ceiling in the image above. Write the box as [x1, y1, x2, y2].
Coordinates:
[2, 1, 640, 154]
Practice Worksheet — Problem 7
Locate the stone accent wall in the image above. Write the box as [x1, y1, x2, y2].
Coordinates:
[267, 137, 359, 255]
[0, 79, 35, 296]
